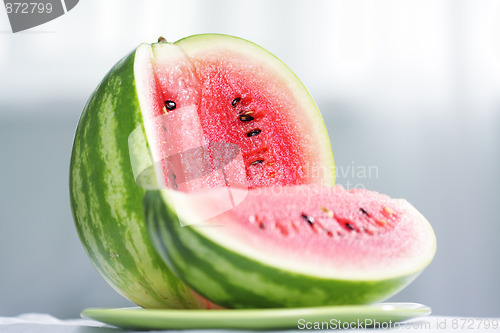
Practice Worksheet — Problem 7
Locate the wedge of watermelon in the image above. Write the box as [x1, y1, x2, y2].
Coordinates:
[145, 186, 436, 308]
[70, 34, 334, 309]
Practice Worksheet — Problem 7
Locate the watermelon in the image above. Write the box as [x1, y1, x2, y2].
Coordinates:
[69, 34, 334, 308]
[145, 186, 436, 308]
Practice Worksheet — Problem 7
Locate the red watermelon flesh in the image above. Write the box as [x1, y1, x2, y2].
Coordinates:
[133, 35, 335, 191]
[228, 186, 433, 278]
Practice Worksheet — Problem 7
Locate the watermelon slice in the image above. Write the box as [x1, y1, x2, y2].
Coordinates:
[145, 186, 436, 308]
[70, 34, 334, 309]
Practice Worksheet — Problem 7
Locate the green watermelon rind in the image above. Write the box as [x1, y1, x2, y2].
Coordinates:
[145, 188, 436, 309]
[69, 49, 203, 308]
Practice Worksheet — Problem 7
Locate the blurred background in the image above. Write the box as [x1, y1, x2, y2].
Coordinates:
[1, 0, 499, 319]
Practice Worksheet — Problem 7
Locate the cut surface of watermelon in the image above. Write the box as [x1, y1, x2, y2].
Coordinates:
[134, 34, 335, 190]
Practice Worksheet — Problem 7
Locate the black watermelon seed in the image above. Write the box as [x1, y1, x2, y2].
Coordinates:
[259, 222, 265, 229]
[301, 214, 315, 226]
[345, 223, 355, 230]
[250, 159, 264, 166]
[232, 97, 241, 107]
[239, 114, 255, 122]
[165, 100, 176, 111]
[360, 208, 370, 216]
[246, 129, 262, 137]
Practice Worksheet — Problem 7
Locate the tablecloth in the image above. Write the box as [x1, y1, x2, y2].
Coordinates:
[0, 313, 498, 332]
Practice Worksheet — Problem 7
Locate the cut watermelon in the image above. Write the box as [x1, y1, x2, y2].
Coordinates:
[145, 186, 436, 308]
[134, 35, 335, 190]
[70, 34, 334, 309]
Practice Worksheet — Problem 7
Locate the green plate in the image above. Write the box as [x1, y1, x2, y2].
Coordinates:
[81, 303, 431, 330]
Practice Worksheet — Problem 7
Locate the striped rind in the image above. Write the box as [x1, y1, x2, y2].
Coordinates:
[145, 190, 420, 309]
[69, 49, 204, 309]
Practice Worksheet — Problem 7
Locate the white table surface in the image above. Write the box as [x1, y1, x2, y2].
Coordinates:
[1, 313, 499, 333]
